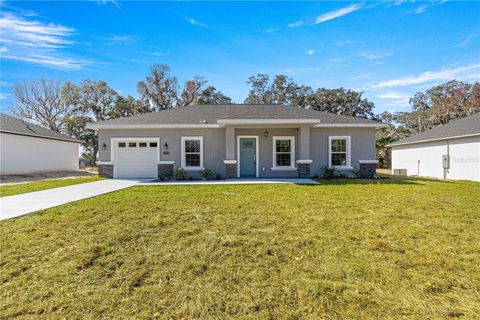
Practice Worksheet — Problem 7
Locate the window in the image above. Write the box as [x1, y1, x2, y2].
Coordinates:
[139, 142, 147, 148]
[149, 142, 158, 148]
[128, 142, 137, 148]
[118, 142, 126, 148]
[181, 136, 203, 169]
[273, 136, 295, 168]
[329, 136, 351, 168]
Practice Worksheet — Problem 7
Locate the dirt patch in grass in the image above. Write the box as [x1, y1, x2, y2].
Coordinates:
[0, 176, 104, 197]
[0, 179, 479, 319]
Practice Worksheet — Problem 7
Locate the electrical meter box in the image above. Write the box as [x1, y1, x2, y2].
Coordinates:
[442, 155, 450, 169]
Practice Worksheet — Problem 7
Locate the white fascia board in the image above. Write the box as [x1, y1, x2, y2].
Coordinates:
[386, 133, 480, 147]
[217, 119, 321, 125]
[158, 160, 175, 165]
[87, 123, 220, 130]
[314, 123, 386, 128]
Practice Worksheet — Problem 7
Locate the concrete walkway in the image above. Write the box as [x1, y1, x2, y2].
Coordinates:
[0, 179, 144, 221]
[137, 178, 320, 186]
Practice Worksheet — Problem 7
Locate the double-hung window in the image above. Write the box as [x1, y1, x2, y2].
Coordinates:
[181, 136, 203, 169]
[273, 136, 295, 169]
[329, 136, 351, 168]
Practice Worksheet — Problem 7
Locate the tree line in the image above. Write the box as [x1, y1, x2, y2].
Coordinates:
[10, 64, 479, 166]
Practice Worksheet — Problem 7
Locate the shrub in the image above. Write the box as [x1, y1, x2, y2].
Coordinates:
[201, 168, 215, 180]
[173, 168, 187, 181]
[323, 166, 337, 179]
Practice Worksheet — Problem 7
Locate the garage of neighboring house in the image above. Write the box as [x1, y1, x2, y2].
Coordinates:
[388, 113, 480, 182]
[111, 138, 159, 179]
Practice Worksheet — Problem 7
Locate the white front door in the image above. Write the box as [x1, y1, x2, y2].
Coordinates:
[114, 140, 158, 178]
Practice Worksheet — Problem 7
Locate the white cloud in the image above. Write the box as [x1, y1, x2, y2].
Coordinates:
[305, 49, 315, 56]
[104, 34, 137, 46]
[377, 91, 411, 107]
[359, 52, 394, 60]
[2, 54, 89, 70]
[314, 3, 362, 25]
[265, 26, 277, 33]
[336, 39, 353, 46]
[0, 47, 7, 52]
[0, 93, 5, 100]
[0, 11, 91, 70]
[414, 5, 427, 14]
[186, 17, 207, 28]
[95, 0, 121, 9]
[329, 58, 348, 65]
[0, 12, 74, 48]
[370, 63, 480, 89]
[352, 73, 371, 80]
[288, 20, 304, 28]
[452, 32, 478, 48]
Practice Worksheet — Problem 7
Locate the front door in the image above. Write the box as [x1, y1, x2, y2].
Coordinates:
[239, 138, 257, 177]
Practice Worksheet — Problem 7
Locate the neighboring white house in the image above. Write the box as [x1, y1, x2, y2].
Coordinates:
[0, 113, 81, 175]
[388, 113, 480, 182]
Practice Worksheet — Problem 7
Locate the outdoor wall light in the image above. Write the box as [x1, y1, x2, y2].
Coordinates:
[264, 130, 269, 137]
[101, 142, 107, 151]
[164, 142, 169, 151]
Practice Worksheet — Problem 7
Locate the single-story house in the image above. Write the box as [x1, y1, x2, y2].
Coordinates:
[387, 112, 480, 182]
[87, 104, 385, 179]
[0, 113, 81, 175]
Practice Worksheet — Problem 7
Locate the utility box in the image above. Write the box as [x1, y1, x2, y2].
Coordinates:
[442, 155, 450, 169]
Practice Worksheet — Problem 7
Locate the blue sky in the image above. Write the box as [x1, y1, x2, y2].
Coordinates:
[1, 1, 479, 114]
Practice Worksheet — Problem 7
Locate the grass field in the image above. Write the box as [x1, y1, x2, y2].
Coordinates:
[0, 176, 104, 197]
[0, 178, 479, 319]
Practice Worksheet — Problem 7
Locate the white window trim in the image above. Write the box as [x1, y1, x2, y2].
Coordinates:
[181, 136, 204, 170]
[237, 135, 259, 178]
[272, 136, 296, 170]
[328, 136, 352, 169]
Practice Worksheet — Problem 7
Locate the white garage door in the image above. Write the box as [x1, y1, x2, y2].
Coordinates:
[114, 140, 158, 178]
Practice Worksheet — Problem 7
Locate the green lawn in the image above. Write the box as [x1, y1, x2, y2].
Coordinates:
[0, 176, 104, 197]
[1, 178, 479, 319]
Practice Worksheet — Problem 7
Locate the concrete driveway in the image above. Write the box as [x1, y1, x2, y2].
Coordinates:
[0, 179, 144, 221]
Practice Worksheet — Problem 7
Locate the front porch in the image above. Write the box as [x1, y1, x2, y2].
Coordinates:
[222, 123, 315, 179]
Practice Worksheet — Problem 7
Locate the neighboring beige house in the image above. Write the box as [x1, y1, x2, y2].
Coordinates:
[0, 113, 81, 175]
[388, 112, 480, 182]
[87, 104, 385, 179]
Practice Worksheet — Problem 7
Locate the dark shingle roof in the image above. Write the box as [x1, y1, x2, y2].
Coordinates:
[389, 112, 480, 146]
[91, 104, 381, 125]
[0, 113, 82, 143]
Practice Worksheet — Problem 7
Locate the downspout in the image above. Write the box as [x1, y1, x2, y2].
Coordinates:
[444, 140, 450, 180]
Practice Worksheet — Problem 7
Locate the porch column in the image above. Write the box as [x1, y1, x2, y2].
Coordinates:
[297, 125, 312, 178]
[224, 126, 237, 179]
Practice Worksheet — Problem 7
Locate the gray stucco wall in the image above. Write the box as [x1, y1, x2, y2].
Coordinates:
[310, 128, 377, 175]
[99, 128, 226, 179]
[98, 126, 376, 178]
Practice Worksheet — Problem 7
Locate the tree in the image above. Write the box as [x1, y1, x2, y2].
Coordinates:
[178, 76, 208, 107]
[309, 88, 375, 119]
[244, 74, 313, 107]
[109, 95, 146, 118]
[137, 64, 179, 111]
[11, 78, 71, 132]
[61, 80, 119, 163]
[198, 86, 232, 104]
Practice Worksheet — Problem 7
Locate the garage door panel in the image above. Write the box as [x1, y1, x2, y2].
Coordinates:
[115, 141, 158, 178]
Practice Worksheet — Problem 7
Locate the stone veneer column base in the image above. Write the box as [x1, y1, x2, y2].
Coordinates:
[296, 160, 313, 179]
[224, 160, 237, 179]
[98, 164, 114, 178]
[158, 161, 175, 180]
